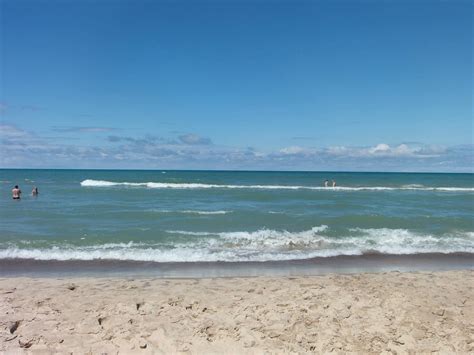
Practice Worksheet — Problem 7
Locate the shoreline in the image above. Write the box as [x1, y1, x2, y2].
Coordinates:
[0, 252, 472, 278]
[1, 270, 473, 353]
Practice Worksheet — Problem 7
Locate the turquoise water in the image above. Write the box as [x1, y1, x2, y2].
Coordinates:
[0, 169, 473, 262]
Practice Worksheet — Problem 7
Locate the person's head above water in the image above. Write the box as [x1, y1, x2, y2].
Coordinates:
[14, 185, 18, 189]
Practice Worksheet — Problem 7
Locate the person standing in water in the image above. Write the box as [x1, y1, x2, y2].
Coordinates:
[12, 185, 21, 200]
[324, 180, 329, 187]
[32, 186, 39, 196]
[332, 180, 337, 187]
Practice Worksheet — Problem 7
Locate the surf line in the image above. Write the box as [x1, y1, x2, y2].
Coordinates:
[80, 180, 474, 192]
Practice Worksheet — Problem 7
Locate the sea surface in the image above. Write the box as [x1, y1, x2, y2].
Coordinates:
[0, 170, 473, 267]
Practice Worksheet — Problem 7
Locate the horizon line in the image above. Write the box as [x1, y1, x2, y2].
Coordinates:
[0, 167, 472, 174]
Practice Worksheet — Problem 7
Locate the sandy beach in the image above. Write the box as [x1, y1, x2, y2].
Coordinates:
[1, 270, 473, 354]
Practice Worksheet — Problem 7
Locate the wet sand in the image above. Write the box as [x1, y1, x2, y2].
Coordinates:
[0, 253, 472, 278]
[1, 270, 473, 353]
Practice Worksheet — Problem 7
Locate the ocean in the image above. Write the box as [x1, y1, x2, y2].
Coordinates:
[0, 169, 473, 275]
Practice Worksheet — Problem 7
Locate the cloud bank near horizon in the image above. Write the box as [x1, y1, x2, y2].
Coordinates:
[0, 123, 472, 172]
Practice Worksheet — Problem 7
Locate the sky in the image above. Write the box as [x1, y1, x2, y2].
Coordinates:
[0, 0, 472, 171]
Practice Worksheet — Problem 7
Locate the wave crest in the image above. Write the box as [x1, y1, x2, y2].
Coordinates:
[150, 210, 231, 215]
[80, 180, 474, 192]
[1, 227, 472, 262]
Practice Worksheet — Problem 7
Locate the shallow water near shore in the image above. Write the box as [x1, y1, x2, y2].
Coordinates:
[0, 253, 473, 278]
[1, 169, 473, 273]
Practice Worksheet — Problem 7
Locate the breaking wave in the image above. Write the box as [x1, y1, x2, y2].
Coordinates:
[80, 179, 474, 192]
[0, 227, 472, 262]
[149, 210, 231, 215]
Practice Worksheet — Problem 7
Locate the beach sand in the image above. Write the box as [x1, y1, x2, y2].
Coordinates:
[1, 270, 473, 354]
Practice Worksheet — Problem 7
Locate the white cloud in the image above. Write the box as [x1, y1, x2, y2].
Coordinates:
[369, 143, 391, 154]
[0, 123, 30, 139]
[278, 146, 321, 157]
[327, 143, 446, 158]
[326, 146, 348, 156]
[0, 123, 470, 171]
[279, 146, 307, 155]
[179, 134, 212, 145]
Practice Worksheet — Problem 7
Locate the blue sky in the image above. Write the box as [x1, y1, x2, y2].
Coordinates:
[1, 0, 472, 171]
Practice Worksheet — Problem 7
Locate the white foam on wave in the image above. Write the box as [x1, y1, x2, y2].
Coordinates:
[1, 227, 473, 262]
[346, 228, 474, 254]
[150, 210, 231, 215]
[80, 179, 474, 192]
[166, 225, 329, 243]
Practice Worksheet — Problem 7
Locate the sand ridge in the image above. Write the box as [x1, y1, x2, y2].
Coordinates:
[1, 270, 473, 353]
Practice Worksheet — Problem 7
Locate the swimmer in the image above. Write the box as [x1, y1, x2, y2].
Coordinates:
[332, 180, 336, 187]
[324, 180, 329, 187]
[12, 185, 21, 200]
[32, 186, 39, 196]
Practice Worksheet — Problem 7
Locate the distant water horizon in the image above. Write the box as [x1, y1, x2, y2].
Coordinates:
[1, 169, 473, 268]
[2, 168, 473, 173]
